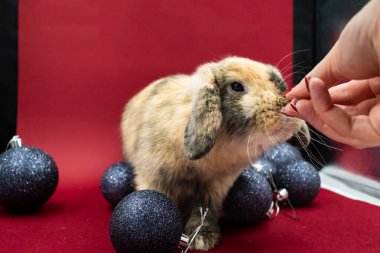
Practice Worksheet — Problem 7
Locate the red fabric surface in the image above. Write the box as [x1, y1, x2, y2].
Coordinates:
[1, 189, 380, 253]
[1, 0, 379, 252]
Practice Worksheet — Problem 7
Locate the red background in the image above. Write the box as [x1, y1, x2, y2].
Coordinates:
[17, 0, 294, 188]
[1, 0, 379, 252]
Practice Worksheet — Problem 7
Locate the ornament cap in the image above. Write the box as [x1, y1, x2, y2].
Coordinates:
[179, 234, 190, 248]
[275, 188, 289, 202]
[7, 135, 23, 150]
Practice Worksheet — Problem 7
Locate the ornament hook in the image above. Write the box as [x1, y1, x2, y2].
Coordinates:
[266, 201, 280, 219]
[6, 135, 22, 150]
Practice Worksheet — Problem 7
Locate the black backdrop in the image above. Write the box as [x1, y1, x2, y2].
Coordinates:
[293, 0, 369, 168]
[293, 0, 369, 84]
[0, 0, 18, 149]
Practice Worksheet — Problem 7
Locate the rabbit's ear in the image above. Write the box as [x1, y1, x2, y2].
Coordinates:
[184, 63, 222, 160]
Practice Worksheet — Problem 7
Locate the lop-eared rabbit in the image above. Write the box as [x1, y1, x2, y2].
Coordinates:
[121, 57, 310, 250]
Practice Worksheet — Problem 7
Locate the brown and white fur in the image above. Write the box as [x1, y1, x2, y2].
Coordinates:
[121, 57, 310, 250]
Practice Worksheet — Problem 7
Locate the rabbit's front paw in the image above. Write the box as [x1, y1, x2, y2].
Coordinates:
[190, 231, 220, 251]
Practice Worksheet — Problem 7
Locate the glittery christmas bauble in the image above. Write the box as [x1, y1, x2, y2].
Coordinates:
[251, 158, 277, 182]
[274, 160, 320, 205]
[101, 161, 135, 206]
[109, 190, 183, 253]
[0, 146, 59, 211]
[224, 168, 273, 224]
[264, 142, 303, 172]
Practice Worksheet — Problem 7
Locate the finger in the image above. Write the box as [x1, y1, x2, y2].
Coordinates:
[348, 114, 380, 148]
[338, 98, 378, 116]
[281, 99, 300, 117]
[295, 99, 379, 148]
[286, 43, 342, 100]
[283, 80, 380, 117]
[295, 99, 355, 145]
[308, 77, 354, 137]
[368, 103, 380, 139]
[368, 77, 380, 94]
[329, 78, 380, 105]
[309, 78, 380, 148]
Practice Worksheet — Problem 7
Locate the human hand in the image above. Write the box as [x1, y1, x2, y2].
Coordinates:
[282, 0, 380, 148]
[286, 0, 380, 101]
[282, 77, 380, 149]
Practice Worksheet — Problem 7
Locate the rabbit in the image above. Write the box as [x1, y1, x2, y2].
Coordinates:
[120, 56, 310, 251]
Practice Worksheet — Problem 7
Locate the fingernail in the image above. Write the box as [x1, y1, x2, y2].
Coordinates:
[290, 98, 298, 112]
[305, 76, 311, 93]
[280, 105, 291, 114]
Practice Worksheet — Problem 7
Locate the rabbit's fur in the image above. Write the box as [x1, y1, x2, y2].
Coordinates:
[121, 57, 310, 250]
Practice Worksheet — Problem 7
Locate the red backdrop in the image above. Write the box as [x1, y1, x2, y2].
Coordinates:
[17, 0, 294, 188]
[1, 0, 379, 252]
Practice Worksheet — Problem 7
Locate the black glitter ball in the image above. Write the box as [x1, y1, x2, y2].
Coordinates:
[224, 168, 273, 224]
[264, 142, 303, 173]
[101, 161, 135, 206]
[109, 190, 183, 253]
[274, 160, 321, 205]
[0, 146, 59, 211]
[251, 157, 277, 182]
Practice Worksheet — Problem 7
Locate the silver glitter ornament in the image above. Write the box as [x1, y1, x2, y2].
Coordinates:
[109, 190, 184, 253]
[101, 161, 135, 206]
[264, 142, 303, 172]
[223, 167, 273, 224]
[0, 136, 59, 211]
[274, 160, 320, 205]
[251, 158, 277, 181]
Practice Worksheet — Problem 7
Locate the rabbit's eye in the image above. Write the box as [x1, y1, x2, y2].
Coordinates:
[230, 82, 245, 92]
